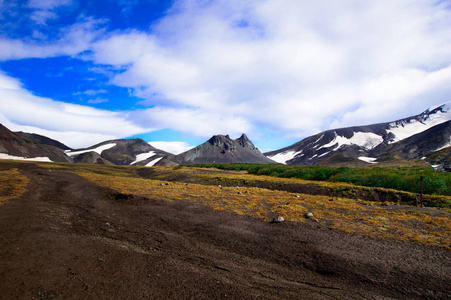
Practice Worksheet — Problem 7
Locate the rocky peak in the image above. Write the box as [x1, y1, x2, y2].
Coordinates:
[208, 135, 232, 148]
[236, 133, 256, 149]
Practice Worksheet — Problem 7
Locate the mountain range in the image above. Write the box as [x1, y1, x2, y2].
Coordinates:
[265, 103, 451, 170]
[1, 103, 451, 170]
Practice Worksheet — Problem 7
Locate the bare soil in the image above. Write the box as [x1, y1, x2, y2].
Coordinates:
[0, 162, 450, 299]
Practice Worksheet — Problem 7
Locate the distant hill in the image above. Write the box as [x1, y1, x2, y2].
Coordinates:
[66, 139, 173, 166]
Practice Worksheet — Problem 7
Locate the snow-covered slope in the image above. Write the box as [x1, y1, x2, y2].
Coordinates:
[387, 103, 451, 143]
[266, 102, 451, 165]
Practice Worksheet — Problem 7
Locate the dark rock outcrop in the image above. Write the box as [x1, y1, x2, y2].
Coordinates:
[168, 134, 276, 165]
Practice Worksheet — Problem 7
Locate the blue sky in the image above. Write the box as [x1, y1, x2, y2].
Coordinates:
[1, 0, 451, 153]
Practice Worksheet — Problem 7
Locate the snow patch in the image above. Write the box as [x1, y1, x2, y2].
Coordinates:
[145, 157, 163, 166]
[434, 135, 451, 152]
[318, 151, 330, 158]
[131, 151, 156, 165]
[309, 154, 318, 160]
[358, 157, 378, 164]
[0, 153, 52, 162]
[320, 132, 383, 150]
[67, 143, 117, 157]
[267, 151, 299, 164]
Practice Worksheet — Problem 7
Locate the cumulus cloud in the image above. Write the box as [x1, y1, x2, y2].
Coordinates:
[27, 0, 74, 24]
[89, 0, 451, 140]
[150, 141, 193, 155]
[0, 72, 150, 148]
[0, 17, 104, 60]
[130, 106, 252, 138]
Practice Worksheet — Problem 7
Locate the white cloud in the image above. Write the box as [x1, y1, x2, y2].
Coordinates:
[130, 106, 252, 137]
[0, 17, 104, 61]
[27, 0, 74, 24]
[88, 97, 109, 104]
[74, 89, 107, 96]
[0, 72, 150, 148]
[90, 0, 451, 141]
[149, 141, 194, 155]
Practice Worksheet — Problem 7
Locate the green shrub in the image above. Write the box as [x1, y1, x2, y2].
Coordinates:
[188, 163, 451, 197]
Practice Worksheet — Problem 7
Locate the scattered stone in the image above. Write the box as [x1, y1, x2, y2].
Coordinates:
[218, 185, 222, 188]
[271, 216, 285, 223]
[304, 212, 314, 219]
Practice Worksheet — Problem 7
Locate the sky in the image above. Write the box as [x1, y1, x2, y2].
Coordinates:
[1, 0, 451, 154]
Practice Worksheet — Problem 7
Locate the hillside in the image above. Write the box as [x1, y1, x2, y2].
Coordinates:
[66, 138, 172, 166]
[0, 124, 72, 163]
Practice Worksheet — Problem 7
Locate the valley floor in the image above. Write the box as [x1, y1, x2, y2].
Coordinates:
[0, 162, 450, 299]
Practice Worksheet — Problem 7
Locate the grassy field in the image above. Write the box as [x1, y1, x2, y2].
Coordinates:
[1, 160, 450, 249]
[73, 166, 450, 249]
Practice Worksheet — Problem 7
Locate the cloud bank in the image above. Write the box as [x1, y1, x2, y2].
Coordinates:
[0, 72, 150, 148]
[90, 0, 451, 140]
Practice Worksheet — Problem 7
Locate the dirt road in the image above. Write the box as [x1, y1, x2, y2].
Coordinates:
[0, 163, 450, 299]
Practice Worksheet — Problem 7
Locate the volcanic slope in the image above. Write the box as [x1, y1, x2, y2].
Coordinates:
[266, 102, 451, 165]
[0, 124, 72, 162]
[169, 134, 276, 165]
[369, 120, 451, 170]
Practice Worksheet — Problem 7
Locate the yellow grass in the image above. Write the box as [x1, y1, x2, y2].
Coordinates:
[0, 168, 30, 206]
[76, 169, 451, 250]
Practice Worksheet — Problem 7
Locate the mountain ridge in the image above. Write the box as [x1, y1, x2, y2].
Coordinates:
[265, 102, 451, 168]
[1, 102, 451, 169]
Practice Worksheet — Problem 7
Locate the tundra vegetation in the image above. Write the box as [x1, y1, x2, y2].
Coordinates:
[0, 168, 30, 206]
[190, 163, 451, 197]
[1, 160, 450, 249]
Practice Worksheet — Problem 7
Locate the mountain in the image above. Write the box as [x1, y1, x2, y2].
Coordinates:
[266, 103, 451, 166]
[0, 124, 72, 162]
[66, 138, 173, 166]
[168, 134, 276, 165]
[368, 120, 451, 170]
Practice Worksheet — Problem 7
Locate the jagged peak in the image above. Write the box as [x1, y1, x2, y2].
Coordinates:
[236, 133, 256, 149]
